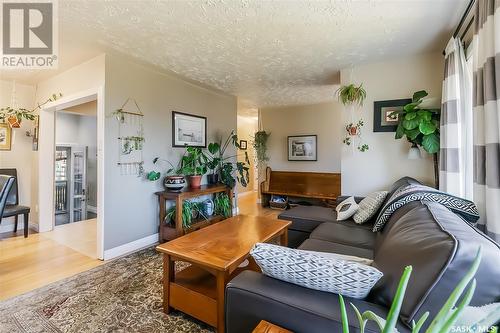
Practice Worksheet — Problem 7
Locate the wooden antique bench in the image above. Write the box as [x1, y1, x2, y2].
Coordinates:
[260, 167, 341, 207]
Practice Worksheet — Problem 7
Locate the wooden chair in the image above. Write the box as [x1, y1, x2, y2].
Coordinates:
[0, 175, 15, 230]
[0, 169, 31, 238]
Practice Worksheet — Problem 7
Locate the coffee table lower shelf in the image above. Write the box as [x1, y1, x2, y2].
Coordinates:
[167, 263, 254, 329]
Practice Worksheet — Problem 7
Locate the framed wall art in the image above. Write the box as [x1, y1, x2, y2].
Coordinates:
[373, 98, 411, 132]
[288, 135, 317, 161]
[172, 111, 207, 147]
[0, 123, 12, 151]
[239, 140, 247, 150]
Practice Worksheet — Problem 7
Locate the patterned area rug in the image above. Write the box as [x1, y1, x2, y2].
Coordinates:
[0, 248, 213, 333]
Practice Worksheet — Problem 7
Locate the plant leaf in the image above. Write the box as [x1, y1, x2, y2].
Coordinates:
[339, 295, 350, 333]
[412, 90, 428, 103]
[395, 123, 405, 139]
[412, 312, 429, 333]
[419, 121, 437, 135]
[438, 279, 476, 333]
[417, 110, 432, 122]
[422, 133, 440, 154]
[406, 128, 421, 141]
[402, 118, 419, 130]
[382, 266, 412, 333]
[405, 112, 417, 120]
[350, 303, 366, 333]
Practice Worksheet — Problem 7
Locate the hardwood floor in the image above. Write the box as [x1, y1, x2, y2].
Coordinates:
[44, 219, 98, 258]
[0, 192, 274, 301]
[0, 220, 102, 301]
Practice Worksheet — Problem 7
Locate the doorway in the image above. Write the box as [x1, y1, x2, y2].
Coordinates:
[38, 88, 105, 260]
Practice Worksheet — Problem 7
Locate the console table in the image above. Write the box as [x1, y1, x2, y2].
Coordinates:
[155, 184, 233, 243]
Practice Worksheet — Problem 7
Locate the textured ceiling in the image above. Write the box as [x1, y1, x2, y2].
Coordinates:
[2, 0, 467, 107]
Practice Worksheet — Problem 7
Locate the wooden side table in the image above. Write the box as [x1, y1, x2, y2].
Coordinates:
[253, 320, 293, 333]
[155, 184, 232, 242]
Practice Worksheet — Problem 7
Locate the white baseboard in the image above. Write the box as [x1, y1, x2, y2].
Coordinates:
[103, 233, 159, 261]
[233, 207, 240, 215]
[87, 205, 97, 214]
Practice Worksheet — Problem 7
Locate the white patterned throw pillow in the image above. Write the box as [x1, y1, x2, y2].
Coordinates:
[250, 243, 383, 299]
[353, 191, 388, 224]
[336, 196, 359, 221]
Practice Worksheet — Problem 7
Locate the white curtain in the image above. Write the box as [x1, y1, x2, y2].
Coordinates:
[440, 37, 473, 199]
[473, 0, 500, 242]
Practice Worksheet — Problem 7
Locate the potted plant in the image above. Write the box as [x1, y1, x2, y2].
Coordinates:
[179, 147, 208, 189]
[147, 157, 186, 191]
[207, 131, 250, 189]
[393, 90, 440, 187]
[336, 83, 367, 106]
[206, 142, 221, 184]
[253, 130, 270, 163]
[0, 93, 62, 128]
[164, 200, 208, 229]
[343, 119, 369, 152]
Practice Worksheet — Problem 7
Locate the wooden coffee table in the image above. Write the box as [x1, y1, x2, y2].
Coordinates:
[156, 215, 291, 333]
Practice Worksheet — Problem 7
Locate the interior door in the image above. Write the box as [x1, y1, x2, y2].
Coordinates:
[71, 146, 87, 222]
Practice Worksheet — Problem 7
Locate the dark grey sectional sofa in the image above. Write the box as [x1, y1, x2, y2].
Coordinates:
[225, 177, 500, 333]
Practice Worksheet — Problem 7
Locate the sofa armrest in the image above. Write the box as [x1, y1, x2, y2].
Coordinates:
[336, 196, 365, 205]
[225, 271, 399, 333]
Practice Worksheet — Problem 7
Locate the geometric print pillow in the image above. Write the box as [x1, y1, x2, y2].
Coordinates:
[250, 243, 383, 299]
[353, 191, 388, 224]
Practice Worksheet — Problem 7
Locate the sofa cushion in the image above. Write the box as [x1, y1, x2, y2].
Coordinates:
[251, 243, 383, 299]
[353, 191, 388, 224]
[299, 239, 374, 259]
[278, 206, 336, 233]
[336, 196, 359, 221]
[310, 219, 375, 250]
[370, 201, 500, 328]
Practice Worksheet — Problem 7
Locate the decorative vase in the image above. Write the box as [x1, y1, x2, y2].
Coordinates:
[207, 173, 219, 185]
[7, 115, 21, 128]
[163, 175, 186, 191]
[188, 175, 202, 189]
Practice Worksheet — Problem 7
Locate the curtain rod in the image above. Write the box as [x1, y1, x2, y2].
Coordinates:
[442, 0, 476, 55]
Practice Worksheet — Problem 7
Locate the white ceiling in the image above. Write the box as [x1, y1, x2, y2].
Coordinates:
[1, 0, 468, 107]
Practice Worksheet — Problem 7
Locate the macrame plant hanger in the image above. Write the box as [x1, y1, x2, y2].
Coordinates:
[116, 98, 144, 176]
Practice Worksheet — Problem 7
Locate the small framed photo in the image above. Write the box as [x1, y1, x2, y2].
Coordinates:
[288, 135, 317, 161]
[32, 115, 39, 151]
[373, 98, 411, 132]
[172, 111, 207, 147]
[239, 140, 247, 150]
[0, 123, 12, 151]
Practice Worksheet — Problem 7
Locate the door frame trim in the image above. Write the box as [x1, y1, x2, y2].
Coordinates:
[39, 87, 105, 260]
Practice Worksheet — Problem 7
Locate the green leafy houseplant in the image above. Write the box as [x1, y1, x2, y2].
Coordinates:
[339, 248, 500, 333]
[394, 90, 440, 154]
[253, 131, 270, 163]
[164, 200, 208, 229]
[207, 131, 250, 188]
[337, 84, 367, 106]
[0, 93, 62, 128]
[214, 192, 231, 218]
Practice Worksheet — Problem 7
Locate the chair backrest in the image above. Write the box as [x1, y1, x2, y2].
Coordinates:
[0, 168, 18, 205]
[0, 175, 15, 223]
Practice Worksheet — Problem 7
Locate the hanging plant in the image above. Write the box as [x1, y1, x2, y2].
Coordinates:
[253, 130, 270, 163]
[336, 84, 367, 107]
[0, 93, 62, 128]
[342, 119, 369, 152]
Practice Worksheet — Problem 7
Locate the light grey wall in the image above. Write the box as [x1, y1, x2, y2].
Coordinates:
[104, 54, 237, 250]
[340, 53, 443, 195]
[260, 102, 342, 172]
